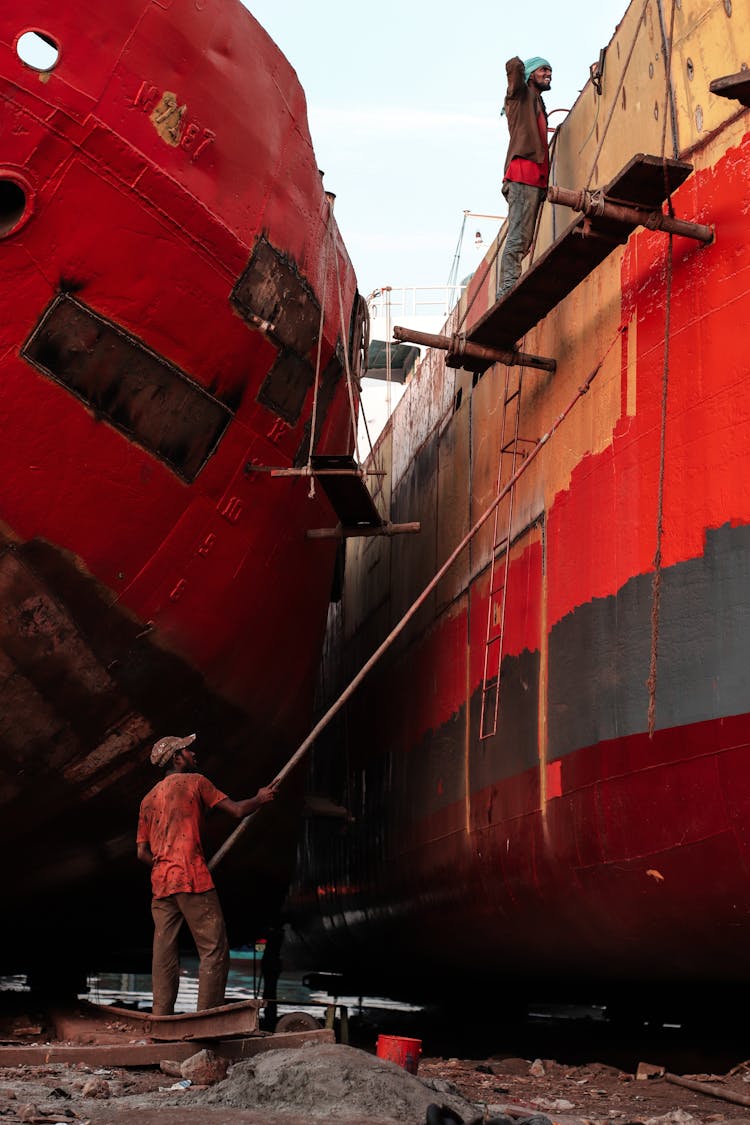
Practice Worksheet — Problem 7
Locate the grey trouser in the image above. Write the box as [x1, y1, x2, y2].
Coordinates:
[151, 889, 230, 1016]
[497, 180, 546, 298]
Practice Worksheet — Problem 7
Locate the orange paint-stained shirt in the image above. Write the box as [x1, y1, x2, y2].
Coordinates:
[137, 773, 228, 899]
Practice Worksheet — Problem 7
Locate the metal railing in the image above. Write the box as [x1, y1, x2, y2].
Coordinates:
[367, 285, 465, 322]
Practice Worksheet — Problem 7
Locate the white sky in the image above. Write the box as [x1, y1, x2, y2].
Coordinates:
[242, 0, 627, 296]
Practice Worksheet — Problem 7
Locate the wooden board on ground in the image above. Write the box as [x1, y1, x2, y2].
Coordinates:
[0, 1028, 334, 1067]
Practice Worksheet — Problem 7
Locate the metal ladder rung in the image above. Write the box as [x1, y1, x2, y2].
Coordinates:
[502, 438, 535, 454]
[480, 364, 524, 742]
[480, 687, 500, 740]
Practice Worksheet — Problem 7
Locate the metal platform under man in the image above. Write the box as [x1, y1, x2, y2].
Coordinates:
[393, 153, 714, 374]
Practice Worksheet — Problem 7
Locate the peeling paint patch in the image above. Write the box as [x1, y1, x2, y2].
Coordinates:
[150, 91, 187, 146]
[22, 294, 231, 481]
[63, 713, 153, 785]
[232, 236, 321, 356]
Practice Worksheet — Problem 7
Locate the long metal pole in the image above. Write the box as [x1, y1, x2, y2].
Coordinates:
[392, 325, 556, 373]
[208, 338, 617, 871]
[306, 522, 421, 540]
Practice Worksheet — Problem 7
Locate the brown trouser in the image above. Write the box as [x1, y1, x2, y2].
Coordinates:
[151, 889, 229, 1016]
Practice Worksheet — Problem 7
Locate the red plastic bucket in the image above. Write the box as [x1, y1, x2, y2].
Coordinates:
[376, 1033, 422, 1074]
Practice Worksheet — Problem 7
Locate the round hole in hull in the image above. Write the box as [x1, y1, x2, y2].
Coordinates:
[16, 30, 60, 71]
[0, 178, 28, 237]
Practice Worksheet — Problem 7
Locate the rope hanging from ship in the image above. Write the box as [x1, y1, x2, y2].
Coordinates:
[307, 195, 377, 498]
[647, 0, 678, 737]
[456, 0, 681, 740]
[584, 0, 652, 188]
[305, 204, 334, 500]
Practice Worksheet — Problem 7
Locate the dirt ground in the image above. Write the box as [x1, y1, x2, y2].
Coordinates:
[2, 1046, 750, 1125]
[418, 1054, 750, 1123]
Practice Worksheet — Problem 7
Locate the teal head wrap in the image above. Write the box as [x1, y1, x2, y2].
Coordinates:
[524, 56, 551, 81]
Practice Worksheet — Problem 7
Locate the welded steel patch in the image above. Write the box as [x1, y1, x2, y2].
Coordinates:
[22, 294, 231, 482]
[231, 236, 321, 356]
[257, 349, 315, 426]
[294, 344, 344, 465]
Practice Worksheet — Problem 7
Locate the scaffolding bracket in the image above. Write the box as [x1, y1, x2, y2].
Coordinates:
[547, 185, 714, 244]
[307, 521, 421, 540]
[710, 69, 750, 107]
[392, 325, 556, 376]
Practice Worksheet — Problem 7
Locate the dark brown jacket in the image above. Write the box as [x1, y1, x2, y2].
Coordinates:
[503, 56, 548, 173]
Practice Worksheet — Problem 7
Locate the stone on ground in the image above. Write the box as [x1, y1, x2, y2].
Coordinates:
[181, 1049, 228, 1085]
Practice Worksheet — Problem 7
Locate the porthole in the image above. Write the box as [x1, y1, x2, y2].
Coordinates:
[16, 30, 60, 71]
[0, 177, 30, 237]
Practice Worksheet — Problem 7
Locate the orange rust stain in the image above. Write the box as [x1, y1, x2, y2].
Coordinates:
[150, 92, 187, 146]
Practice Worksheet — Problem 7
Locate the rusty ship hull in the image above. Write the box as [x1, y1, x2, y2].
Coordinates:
[286, 0, 750, 1006]
[0, 0, 363, 973]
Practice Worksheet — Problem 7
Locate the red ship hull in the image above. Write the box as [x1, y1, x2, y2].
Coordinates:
[0, 0, 363, 971]
[286, 0, 750, 1007]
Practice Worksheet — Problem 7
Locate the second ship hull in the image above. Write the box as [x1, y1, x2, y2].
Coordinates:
[286, 0, 750, 1006]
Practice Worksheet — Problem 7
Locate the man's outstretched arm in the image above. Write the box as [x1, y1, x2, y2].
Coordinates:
[506, 56, 526, 98]
[217, 786, 276, 820]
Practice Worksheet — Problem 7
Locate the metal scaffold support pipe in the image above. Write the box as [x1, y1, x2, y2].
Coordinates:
[546, 185, 714, 245]
[392, 326, 556, 373]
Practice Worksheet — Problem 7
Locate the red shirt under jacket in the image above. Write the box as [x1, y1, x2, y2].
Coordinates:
[505, 108, 550, 188]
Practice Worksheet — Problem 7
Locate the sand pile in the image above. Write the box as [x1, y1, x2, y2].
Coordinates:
[197, 1042, 476, 1122]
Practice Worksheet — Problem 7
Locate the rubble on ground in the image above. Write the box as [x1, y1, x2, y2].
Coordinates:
[418, 1055, 750, 1124]
[0, 1039, 750, 1123]
[196, 1041, 476, 1121]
